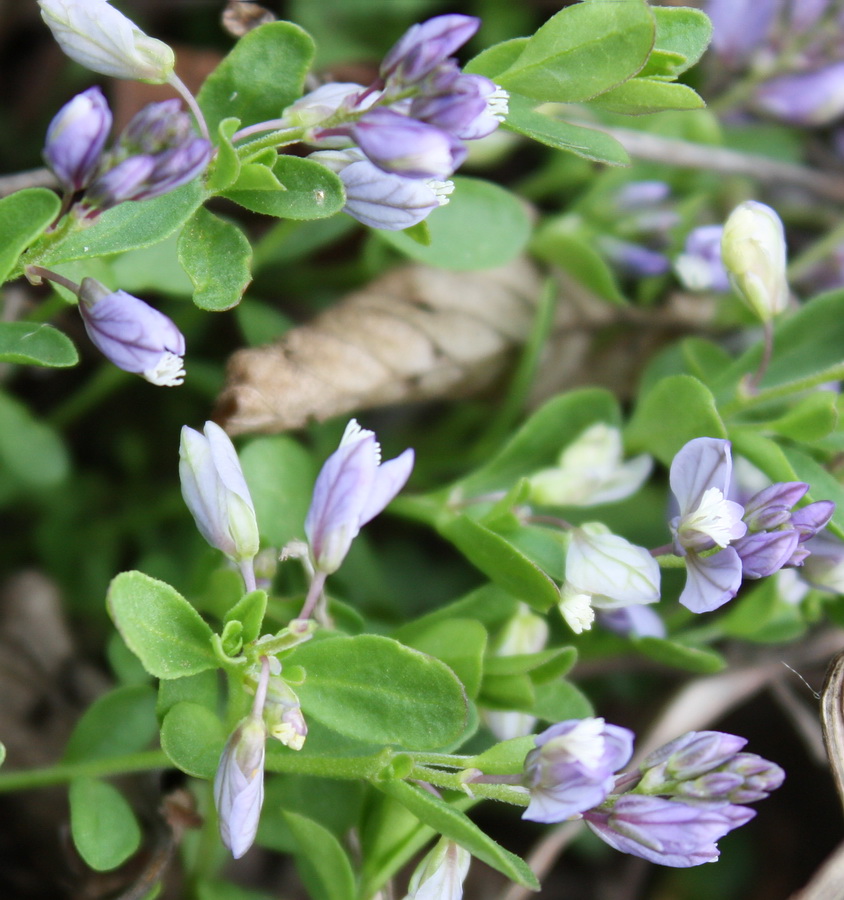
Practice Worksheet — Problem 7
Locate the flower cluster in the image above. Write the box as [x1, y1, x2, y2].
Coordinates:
[284, 14, 508, 230]
[523, 718, 784, 868]
[43, 88, 211, 219]
[669, 438, 833, 612]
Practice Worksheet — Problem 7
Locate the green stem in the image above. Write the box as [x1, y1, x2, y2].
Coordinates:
[0, 749, 169, 793]
[788, 218, 844, 282]
[409, 752, 474, 768]
[235, 128, 306, 161]
[722, 362, 844, 417]
[264, 748, 392, 780]
[408, 765, 529, 807]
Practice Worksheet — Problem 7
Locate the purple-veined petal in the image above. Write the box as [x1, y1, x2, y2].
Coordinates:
[680, 547, 743, 613]
[670, 438, 733, 516]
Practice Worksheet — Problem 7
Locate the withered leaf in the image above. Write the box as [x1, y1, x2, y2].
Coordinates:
[216, 259, 544, 434]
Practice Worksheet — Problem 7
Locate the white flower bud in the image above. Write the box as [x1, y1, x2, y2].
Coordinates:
[39, 0, 175, 83]
[721, 200, 788, 322]
[403, 839, 471, 900]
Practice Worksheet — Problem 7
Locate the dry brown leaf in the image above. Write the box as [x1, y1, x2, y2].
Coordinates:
[216, 259, 544, 434]
[222, 1, 276, 38]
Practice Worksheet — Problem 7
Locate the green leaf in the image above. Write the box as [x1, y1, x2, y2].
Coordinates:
[376, 177, 530, 270]
[157, 669, 220, 719]
[64, 685, 158, 762]
[627, 374, 726, 465]
[465, 38, 529, 79]
[532, 221, 627, 304]
[481, 672, 535, 710]
[178, 207, 252, 310]
[377, 781, 539, 890]
[224, 590, 268, 645]
[0, 188, 61, 284]
[533, 679, 594, 721]
[466, 736, 535, 774]
[765, 391, 838, 442]
[0, 742, 5, 768]
[196, 881, 274, 900]
[0, 322, 77, 367]
[503, 93, 629, 165]
[399, 619, 488, 699]
[292, 635, 467, 749]
[206, 118, 242, 194]
[240, 436, 317, 547]
[439, 515, 561, 613]
[36, 182, 203, 267]
[460, 388, 621, 494]
[160, 701, 226, 778]
[0, 389, 68, 488]
[69, 778, 141, 871]
[224, 156, 344, 220]
[484, 647, 577, 680]
[496, 0, 655, 103]
[720, 578, 806, 643]
[588, 79, 705, 115]
[284, 812, 356, 900]
[198, 21, 315, 134]
[107, 571, 217, 679]
[646, 6, 713, 77]
[635, 637, 727, 674]
[781, 445, 844, 538]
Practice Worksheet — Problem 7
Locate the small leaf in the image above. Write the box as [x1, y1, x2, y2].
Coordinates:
[292, 635, 468, 749]
[64, 685, 157, 762]
[439, 515, 561, 613]
[284, 811, 356, 900]
[0, 188, 60, 284]
[587, 79, 705, 115]
[466, 736, 535, 774]
[648, 6, 713, 77]
[533, 679, 594, 722]
[224, 590, 268, 645]
[223, 156, 344, 220]
[0, 322, 77, 367]
[206, 118, 242, 194]
[465, 38, 529, 79]
[483, 647, 577, 680]
[160, 701, 226, 778]
[377, 781, 539, 890]
[635, 637, 726, 674]
[157, 670, 220, 719]
[376, 177, 530, 271]
[69, 778, 141, 871]
[399, 619, 487, 699]
[0, 389, 68, 488]
[198, 21, 315, 134]
[496, 0, 655, 103]
[626, 374, 726, 465]
[178, 207, 253, 311]
[107, 571, 217, 679]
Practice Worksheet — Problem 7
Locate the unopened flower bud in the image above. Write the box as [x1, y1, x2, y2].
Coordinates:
[743, 482, 808, 531]
[38, 0, 175, 83]
[179, 421, 259, 565]
[306, 419, 413, 575]
[756, 63, 844, 127]
[264, 677, 307, 751]
[721, 200, 789, 321]
[403, 839, 471, 900]
[214, 715, 266, 859]
[640, 731, 747, 787]
[674, 225, 730, 293]
[43, 86, 112, 192]
[77, 277, 185, 385]
[381, 14, 480, 86]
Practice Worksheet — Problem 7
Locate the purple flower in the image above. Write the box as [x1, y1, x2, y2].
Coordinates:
[614, 181, 671, 212]
[119, 99, 191, 153]
[669, 438, 748, 613]
[733, 530, 801, 578]
[350, 108, 466, 179]
[598, 236, 670, 278]
[309, 149, 452, 230]
[674, 225, 731, 293]
[43, 86, 112, 192]
[410, 72, 506, 140]
[380, 14, 480, 86]
[522, 718, 635, 823]
[706, 0, 779, 67]
[639, 731, 748, 783]
[584, 795, 755, 867]
[305, 419, 414, 574]
[598, 605, 667, 639]
[77, 277, 185, 386]
[756, 63, 844, 126]
[214, 716, 266, 858]
[179, 421, 259, 567]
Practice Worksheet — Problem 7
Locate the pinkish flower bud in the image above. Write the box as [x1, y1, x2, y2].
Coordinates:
[380, 14, 480, 86]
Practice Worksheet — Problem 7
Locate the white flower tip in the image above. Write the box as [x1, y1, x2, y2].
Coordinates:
[488, 86, 509, 121]
[340, 418, 380, 462]
[430, 178, 455, 206]
[144, 351, 185, 386]
[559, 585, 595, 634]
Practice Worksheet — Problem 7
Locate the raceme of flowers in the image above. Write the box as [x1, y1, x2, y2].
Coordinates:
[522, 718, 784, 867]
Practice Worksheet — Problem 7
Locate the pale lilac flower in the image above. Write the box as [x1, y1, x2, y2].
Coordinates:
[411, 72, 507, 140]
[706, 0, 779, 67]
[669, 438, 747, 613]
[309, 149, 452, 230]
[38, 0, 175, 83]
[264, 676, 307, 750]
[77, 277, 185, 386]
[639, 731, 749, 784]
[597, 605, 666, 639]
[305, 420, 414, 574]
[584, 795, 755, 867]
[403, 839, 471, 900]
[674, 225, 731, 293]
[179, 421, 259, 572]
[598, 236, 670, 277]
[614, 181, 671, 212]
[214, 658, 270, 859]
[43, 86, 111, 192]
[380, 14, 480, 86]
[350, 109, 466, 179]
[756, 63, 844, 126]
[802, 532, 844, 591]
[523, 718, 635, 822]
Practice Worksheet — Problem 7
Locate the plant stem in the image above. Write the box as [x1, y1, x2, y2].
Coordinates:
[408, 765, 529, 806]
[168, 72, 210, 141]
[264, 748, 391, 780]
[0, 750, 169, 793]
[722, 361, 844, 417]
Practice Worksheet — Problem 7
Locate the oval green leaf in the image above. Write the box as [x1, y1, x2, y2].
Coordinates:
[284, 811, 356, 900]
[160, 701, 226, 778]
[64, 685, 158, 762]
[0, 188, 60, 284]
[69, 777, 141, 872]
[0, 322, 78, 367]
